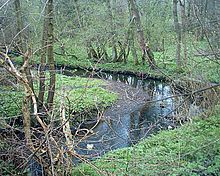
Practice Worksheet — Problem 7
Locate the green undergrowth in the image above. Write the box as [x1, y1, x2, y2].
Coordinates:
[15, 39, 220, 83]
[54, 75, 117, 112]
[0, 74, 117, 118]
[73, 106, 220, 176]
[51, 38, 218, 83]
[14, 38, 220, 83]
[0, 86, 23, 119]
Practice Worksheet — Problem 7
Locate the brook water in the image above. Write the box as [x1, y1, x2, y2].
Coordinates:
[64, 69, 177, 162]
[31, 69, 193, 175]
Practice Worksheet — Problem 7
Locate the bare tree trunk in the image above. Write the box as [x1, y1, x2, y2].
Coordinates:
[47, 0, 56, 110]
[0, 52, 48, 146]
[21, 53, 34, 148]
[195, 0, 207, 41]
[106, 0, 118, 62]
[180, 0, 188, 65]
[22, 87, 32, 145]
[173, 0, 182, 67]
[128, 1, 138, 65]
[130, 26, 138, 65]
[128, 0, 156, 68]
[14, 0, 25, 52]
[14, 0, 35, 111]
[186, 0, 192, 29]
[38, 4, 48, 110]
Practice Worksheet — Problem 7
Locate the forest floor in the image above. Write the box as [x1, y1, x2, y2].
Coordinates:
[14, 42, 220, 83]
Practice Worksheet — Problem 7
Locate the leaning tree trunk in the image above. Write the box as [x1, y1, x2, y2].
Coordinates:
[0, 52, 48, 146]
[60, 86, 74, 173]
[173, 0, 182, 67]
[47, 0, 56, 110]
[128, 0, 156, 68]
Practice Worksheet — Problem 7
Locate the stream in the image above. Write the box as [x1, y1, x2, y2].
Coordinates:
[64, 69, 178, 162]
[31, 69, 193, 175]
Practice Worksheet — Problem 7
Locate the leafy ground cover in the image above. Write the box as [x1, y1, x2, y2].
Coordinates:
[0, 86, 24, 119]
[15, 39, 219, 83]
[73, 106, 220, 176]
[54, 75, 117, 112]
[0, 74, 117, 118]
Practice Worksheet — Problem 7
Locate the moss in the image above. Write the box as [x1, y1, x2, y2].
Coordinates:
[73, 106, 220, 176]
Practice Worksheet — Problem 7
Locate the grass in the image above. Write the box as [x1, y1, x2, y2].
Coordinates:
[72, 106, 220, 176]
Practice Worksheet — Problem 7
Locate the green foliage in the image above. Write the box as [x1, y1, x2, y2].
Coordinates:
[73, 106, 220, 175]
[0, 86, 23, 118]
[10, 0, 220, 84]
[50, 38, 220, 83]
[0, 74, 117, 119]
[141, 0, 173, 51]
[15, 36, 220, 84]
[55, 75, 117, 112]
